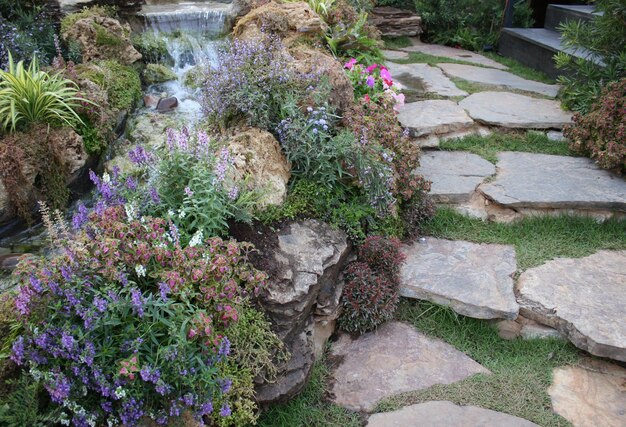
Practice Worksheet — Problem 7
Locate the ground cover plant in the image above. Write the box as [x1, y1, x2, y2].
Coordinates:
[565, 78, 626, 173]
[380, 300, 580, 427]
[439, 130, 573, 163]
[422, 208, 626, 271]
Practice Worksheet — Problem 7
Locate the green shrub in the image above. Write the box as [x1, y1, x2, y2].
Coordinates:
[93, 22, 123, 46]
[555, 0, 626, 114]
[0, 375, 61, 426]
[564, 78, 626, 172]
[76, 60, 141, 111]
[415, 0, 534, 50]
[0, 54, 86, 133]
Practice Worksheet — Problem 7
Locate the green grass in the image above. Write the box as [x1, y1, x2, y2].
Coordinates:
[450, 77, 554, 99]
[258, 355, 362, 427]
[422, 209, 626, 271]
[483, 52, 555, 84]
[382, 36, 413, 49]
[439, 130, 574, 164]
[374, 300, 580, 427]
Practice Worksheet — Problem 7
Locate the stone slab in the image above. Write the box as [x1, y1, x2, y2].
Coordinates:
[479, 152, 626, 212]
[438, 63, 560, 97]
[330, 322, 489, 412]
[402, 42, 508, 70]
[415, 151, 495, 203]
[517, 250, 626, 361]
[459, 92, 572, 129]
[382, 49, 409, 61]
[387, 62, 468, 97]
[400, 238, 519, 319]
[549, 359, 626, 427]
[398, 100, 474, 138]
[367, 401, 540, 426]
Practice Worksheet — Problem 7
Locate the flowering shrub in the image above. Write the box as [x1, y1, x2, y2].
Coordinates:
[564, 78, 626, 172]
[338, 262, 399, 333]
[344, 59, 404, 108]
[201, 34, 315, 131]
[11, 202, 271, 426]
[339, 236, 405, 333]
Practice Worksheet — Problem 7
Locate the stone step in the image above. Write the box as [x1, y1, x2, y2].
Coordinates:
[367, 401, 539, 426]
[545, 4, 599, 32]
[330, 322, 489, 412]
[401, 42, 508, 70]
[387, 63, 468, 99]
[517, 250, 626, 362]
[397, 100, 474, 138]
[498, 28, 601, 79]
[400, 238, 519, 320]
[437, 63, 560, 98]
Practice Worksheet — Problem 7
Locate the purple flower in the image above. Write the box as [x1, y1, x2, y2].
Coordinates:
[149, 187, 161, 204]
[128, 145, 152, 165]
[218, 337, 230, 359]
[220, 404, 231, 417]
[158, 282, 170, 301]
[72, 202, 89, 230]
[130, 287, 144, 317]
[198, 401, 213, 416]
[366, 75, 375, 88]
[93, 296, 108, 312]
[45, 373, 71, 403]
[61, 331, 74, 351]
[155, 381, 172, 396]
[126, 176, 138, 191]
[10, 336, 25, 364]
[219, 378, 232, 394]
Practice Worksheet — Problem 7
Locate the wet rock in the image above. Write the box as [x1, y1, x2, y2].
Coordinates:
[330, 322, 489, 412]
[369, 7, 422, 37]
[143, 63, 177, 85]
[143, 95, 159, 108]
[227, 128, 291, 208]
[255, 220, 351, 404]
[459, 92, 573, 129]
[549, 359, 626, 427]
[367, 401, 539, 426]
[415, 151, 495, 203]
[400, 238, 519, 320]
[398, 100, 474, 138]
[517, 250, 626, 361]
[388, 63, 468, 98]
[156, 97, 178, 113]
[62, 15, 141, 65]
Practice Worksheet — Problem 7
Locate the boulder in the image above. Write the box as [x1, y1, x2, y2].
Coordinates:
[254, 220, 351, 404]
[289, 45, 355, 113]
[156, 97, 178, 113]
[143, 95, 159, 108]
[369, 7, 422, 37]
[62, 15, 141, 65]
[233, 1, 327, 44]
[227, 128, 291, 208]
[142, 63, 177, 85]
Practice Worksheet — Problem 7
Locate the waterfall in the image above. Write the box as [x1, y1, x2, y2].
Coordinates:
[127, 1, 233, 35]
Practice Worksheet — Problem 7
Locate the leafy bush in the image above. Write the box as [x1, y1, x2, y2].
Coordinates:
[0, 54, 86, 133]
[325, 12, 383, 63]
[338, 261, 399, 333]
[358, 234, 405, 278]
[564, 78, 626, 172]
[400, 189, 435, 239]
[11, 201, 272, 426]
[415, 0, 534, 50]
[201, 35, 312, 131]
[555, 0, 626, 114]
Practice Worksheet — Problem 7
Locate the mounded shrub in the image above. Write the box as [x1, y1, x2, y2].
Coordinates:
[357, 234, 405, 278]
[564, 78, 626, 173]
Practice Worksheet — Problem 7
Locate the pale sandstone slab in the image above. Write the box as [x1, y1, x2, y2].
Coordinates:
[549, 359, 626, 427]
[398, 100, 474, 138]
[415, 151, 495, 203]
[517, 251, 626, 361]
[387, 62, 468, 97]
[330, 322, 489, 412]
[382, 49, 409, 60]
[479, 152, 626, 212]
[403, 42, 509, 70]
[367, 401, 539, 426]
[438, 63, 560, 97]
[459, 92, 572, 129]
[400, 238, 519, 319]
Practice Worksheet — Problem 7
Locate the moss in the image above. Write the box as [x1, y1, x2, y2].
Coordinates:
[93, 22, 122, 47]
[183, 66, 205, 89]
[142, 63, 177, 85]
[76, 60, 142, 111]
[60, 6, 116, 35]
[131, 32, 173, 65]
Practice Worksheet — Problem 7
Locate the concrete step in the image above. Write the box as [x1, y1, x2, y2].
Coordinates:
[545, 4, 600, 32]
[498, 28, 600, 79]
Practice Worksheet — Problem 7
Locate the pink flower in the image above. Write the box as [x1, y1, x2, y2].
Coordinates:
[380, 67, 392, 82]
[344, 58, 357, 69]
[392, 92, 405, 111]
[366, 75, 376, 88]
[366, 63, 379, 73]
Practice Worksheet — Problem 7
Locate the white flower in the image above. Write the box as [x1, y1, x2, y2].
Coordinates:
[125, 204, 135, 221]
[167, 209, 175, 217]
[135, 264, 146, 278]
[102, 172, 111, 183]
[188, 230, 204, 247]
[114, 387, 126, 399]
[178, 209, 187, 219]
